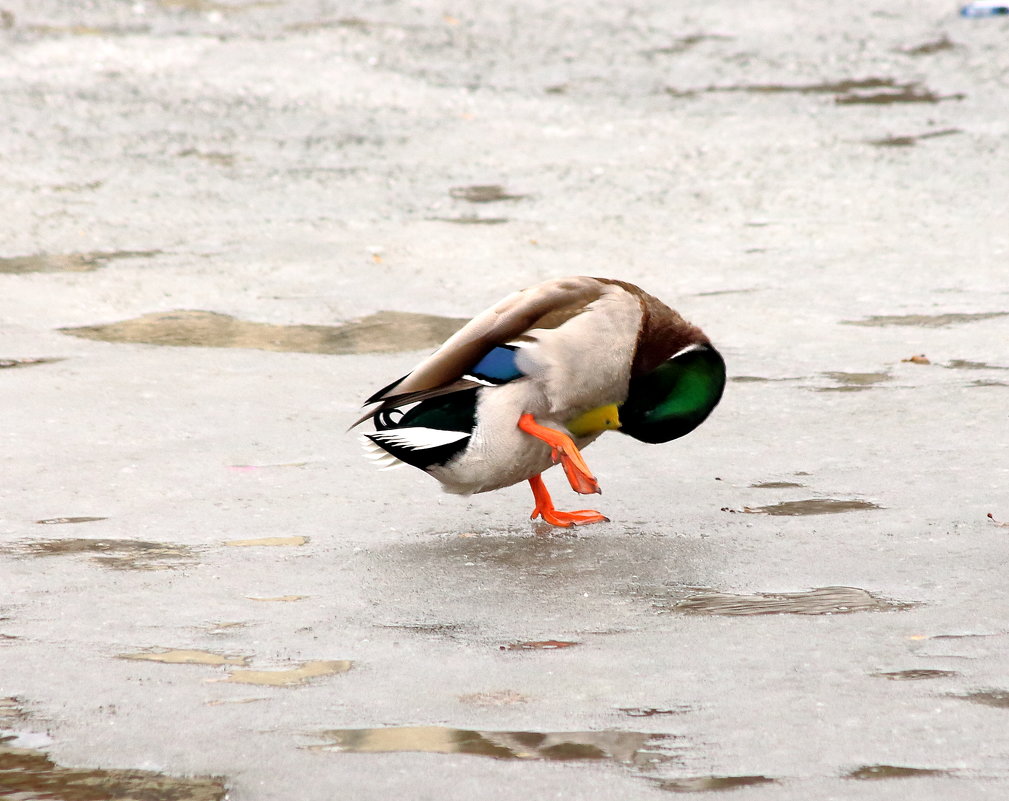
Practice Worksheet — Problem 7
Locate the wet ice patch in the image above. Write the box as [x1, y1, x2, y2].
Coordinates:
[449, 184, 527, 203]
[0, 357, 63, 369]
[618, 707, 690, 718]
[0, 250, 158, 274]
[0, 697, 28, 721]
[500, 640, 579, 651]
[843, 312, 1009, 328]
[11, 538, 197, 570]
[740, 499, 881, 516]
[119, 649, 248, 666]
[954, 690, 1009, 709]
[867, 128, 961, 147]
[846, 765, 950, 780]
[665, 586, 910, 616]
[224, 536, 307, 547]
[817, 371, 891, 391]
[222, 660, 352, 687]
[458, 690, 530, 707]
[872, 669, 958, 681]
[308, 726, 683, 768]
[0, 735, 226, 800]
[35, 516, 108, 525]
[656, 775, 776, 792]
[60, 310, 467, 355]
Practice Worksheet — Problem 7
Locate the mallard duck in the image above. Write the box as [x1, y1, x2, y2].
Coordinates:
[353, 276, 725, 527]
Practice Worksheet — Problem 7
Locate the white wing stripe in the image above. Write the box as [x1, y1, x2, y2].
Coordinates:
[370, 427, 469, 451]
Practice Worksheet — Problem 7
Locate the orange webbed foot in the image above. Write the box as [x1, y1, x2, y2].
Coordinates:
[517, 413, 601, 495]
[527, 475, 608, 528]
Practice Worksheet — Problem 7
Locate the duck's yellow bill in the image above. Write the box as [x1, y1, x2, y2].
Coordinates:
[565, 403, 622, 437]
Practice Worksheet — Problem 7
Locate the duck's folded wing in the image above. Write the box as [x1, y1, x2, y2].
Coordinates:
[353, 276, 608, 425]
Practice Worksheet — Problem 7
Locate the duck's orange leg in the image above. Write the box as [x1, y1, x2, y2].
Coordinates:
[517, 413, 600, 495]
[527, 474, 608, 528]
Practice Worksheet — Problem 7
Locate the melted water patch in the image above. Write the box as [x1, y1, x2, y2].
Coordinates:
[0, 737, 226, 800]
[11, 538, 197, 570]
[60, 310, 467, 354]
[35, 516, 107, 525]
[449, 184, 527, 203]
[846, 765, 950, 780]
[668, 586, 909, 616]
[843, 312, 1009, 328]
[0, 697, 27, 721]
[682, 77, 961, 104]
[0, 357, 63, 370]
[956, 690, 1009, 709]
[818, 371, 891, 391]
[0, 250, 159, 274]
[119, 649, 249, 667]
[223, 660, 352, 686]
[501, 640, 579, 651]
[872, 669, 958, 681]
[458, 690, 530, 706]
[224, 536, 307, 547]
[749, 481, 804, 489]
[308, 726, 681, 768]
[618, 707, 690, 718]
[743, 499, 881, 516]
[946, 359, 1008, 371]
[901, 35, 957, 56]
[429, 215, 510, 225]
[729, 375, 803, 383]
[642, 34, 731, 56]
[867, 128, 960, 147]
[157, 0, 275, 13]
[657, 775, 776, 792]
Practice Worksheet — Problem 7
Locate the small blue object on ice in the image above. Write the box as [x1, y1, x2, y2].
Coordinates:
[960, 1, 1009, 16]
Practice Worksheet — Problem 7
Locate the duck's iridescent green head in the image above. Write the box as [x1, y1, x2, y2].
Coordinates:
[618, 343, 726, 444]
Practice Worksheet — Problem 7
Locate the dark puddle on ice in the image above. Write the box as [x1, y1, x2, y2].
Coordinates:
[741, 499, 880, 515]
[500, 640, 579, 651]
[945, 359, 1009, 371]
[955, 690, 1009, 709]
[0, 250, 159, 274]
[449, 184, 527, 203]
[35, 516, 107, 525]
[119, 649, 249, 667]
[60, 310, 467, 354]
[0, 357, 63, 370]
[872, 669, 958, 681]
[749, 481, 804, 489]
[867, 128, 960, 147]
[0, 698, 27, 722]
[618, 707, 690, 718]
[0, 731, 226, 800]
[118, 649, 352, 686]
[900, 35, 957, 56]
[846, 765, 950, 780]
[668, 77, 962, 104]
[843, 312, 1009, 328]
[817, 371, 891, 391]
[10, 538, 197, 570]
[308, 726, 683, 769]
[641, 33, 732, 56]
[660, 586, 910, 616]
[429, 215, 510, 225]
[729, 375, 803, 383]
[657, 775, 776, 792]
[380, 622, 467, 638]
